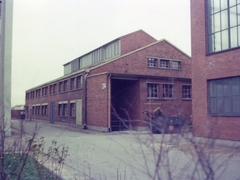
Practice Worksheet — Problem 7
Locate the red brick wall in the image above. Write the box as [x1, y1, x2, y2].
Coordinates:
[25, 72, 85, 124]
[86, 74, 109, 128]
[88, 40, 192, 129]
[120, 30, 157, 55]
[191, 0, 240, 140]
[90, 40, 191, 78]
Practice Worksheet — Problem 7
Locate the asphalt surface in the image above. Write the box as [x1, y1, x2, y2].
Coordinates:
[10, 119, 240, 180]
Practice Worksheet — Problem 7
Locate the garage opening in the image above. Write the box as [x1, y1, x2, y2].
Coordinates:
[111, 78, 139, 131]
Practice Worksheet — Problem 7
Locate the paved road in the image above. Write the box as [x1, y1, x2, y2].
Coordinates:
[11, 119, 240, 180]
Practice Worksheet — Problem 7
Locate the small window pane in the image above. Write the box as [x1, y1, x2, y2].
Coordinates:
[221, 10, 229, 30]
[214, 13, 221, 32]
[230, 7, 237, 27]
[233, 96, 240, 113]
[221, 0, 228, 9]
[230, 0, 237, 7]
[230, 27, 238, 48]
[215, 32, 222, 51]
[224, 97, 232, 113]
[221, 30, 229, 50]
[210, 98, 217, 113]
[208, 34, 215, 52]
[238, 5, 240, 24]
[214, 0, 221, 13]
[232, 77, 240, 95]
[216, 83, 223, 96]
[223, 79, 231, 95]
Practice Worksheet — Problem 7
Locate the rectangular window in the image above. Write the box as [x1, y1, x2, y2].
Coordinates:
[147, 58, 157, 67]
[147, 83, 158, 98]
[207, 0, 240, 53]
[70, 103, 76, 117]
[53, 84, 57, 94]
[209, 77, 240, 116]
[45, 86, 48, 96]
[77, 76, 83, 89]
[42, 88, 44, 96]
[160, 59, 170, 68]
[172, 61, 181, 69]
[163, 84, 173, 98]
[64, 80, 68, 92]
[71, 77, 77, 90]
[182, 85, 191, 99]
[41, 105, 48, 116]
[59, 82, 63, 93]
[58, 103, 68, 116]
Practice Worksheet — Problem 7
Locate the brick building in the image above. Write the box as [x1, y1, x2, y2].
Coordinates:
[191, 1, 240, 140]
[25, 30, 192, 132]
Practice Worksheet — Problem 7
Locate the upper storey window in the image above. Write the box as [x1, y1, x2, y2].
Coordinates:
[147, 58, 157, 67]
[207, 0, 240, 53]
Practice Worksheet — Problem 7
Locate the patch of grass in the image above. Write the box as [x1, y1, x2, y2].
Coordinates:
[4, 153, 61, 180]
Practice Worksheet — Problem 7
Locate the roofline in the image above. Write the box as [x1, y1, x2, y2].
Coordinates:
[63, 29, 157, 66]
[88, 39, 191, 71]
[26, 38, 191, 92]
[25, 68, 86, 92]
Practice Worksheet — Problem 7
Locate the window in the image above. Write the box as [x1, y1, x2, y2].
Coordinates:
[77, 76, 82, 89]
[147, 58, 157, 67]
[147, 83, 158, 98]
[50, 85, 52, 95]
[182, 85, 191, 99]
[172, 61, 181, 69]
[59, 82, 63, 93]
[53, 84, 57, 94]
[42, 88, 44, 96]
[163, 84, 173, 98]
[64, 80, 68, 92]
[36, 106, 40, 115]
[58, 103, 68, 116]
[209, 77, 240, 116]
[44, 86, 48, 96]
[36, 89, 40, 98]
[70, 103, 76, 117]
[71, 77, 77, 90]
[160, 59, 170, 68]
[207, 0, 240, 53]
[42, 105, 48, 116]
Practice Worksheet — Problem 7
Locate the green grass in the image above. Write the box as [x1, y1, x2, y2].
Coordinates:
[3, 153, 61, 180]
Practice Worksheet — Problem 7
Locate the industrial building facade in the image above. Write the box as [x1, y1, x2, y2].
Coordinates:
[25, 30, 192, 132]
[191, 1, 240, 140]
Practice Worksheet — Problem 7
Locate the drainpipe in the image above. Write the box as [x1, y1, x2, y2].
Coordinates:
[83, 70, 89, 129]
[107, 73, 112, 132]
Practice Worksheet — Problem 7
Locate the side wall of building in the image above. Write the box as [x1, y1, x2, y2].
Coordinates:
[25, 72, 85, 125]
[86, 74, 109, 131]
[191, 0, 240, 140]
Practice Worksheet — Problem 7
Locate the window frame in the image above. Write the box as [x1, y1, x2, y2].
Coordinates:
[172, 61, 181, 70]
[147, 83, 159, 98]
[208, 77, 240, 116]
[160, 59, 170, 68]
[182, 85, 192, 100]
[162, 84, 173, 99]
[207, 0, 240, 54]
[147, 58, 157, 67]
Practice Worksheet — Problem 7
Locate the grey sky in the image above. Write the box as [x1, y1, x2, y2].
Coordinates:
[11, 0, 191, 106]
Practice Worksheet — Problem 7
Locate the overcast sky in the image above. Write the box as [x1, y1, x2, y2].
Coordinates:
[11, 0, 191, 106]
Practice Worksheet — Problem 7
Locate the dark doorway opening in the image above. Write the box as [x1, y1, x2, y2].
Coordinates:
[111, 78, 139, 131]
